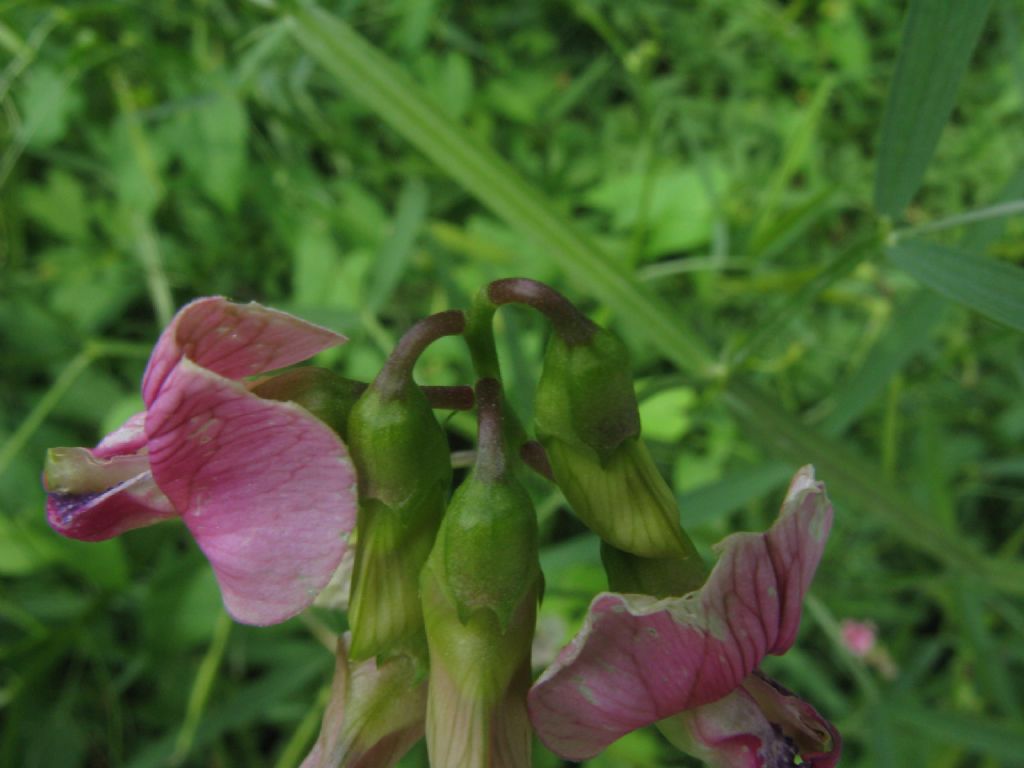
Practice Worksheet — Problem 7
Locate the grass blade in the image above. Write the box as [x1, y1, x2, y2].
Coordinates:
[286, 2, 718, 377]
[874, 0, 994, 216]
[889, 240, 1024, 332]
[288, 2, 1024, 592]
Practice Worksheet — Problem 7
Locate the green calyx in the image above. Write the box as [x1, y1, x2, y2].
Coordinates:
[425, 378, 541, 633]
[346, 311, 464, 662]
[542, 435, 697, 559]
[601, 540, 707, 599]
[251, 367, 365, 440]
[534, 328, 642, 464]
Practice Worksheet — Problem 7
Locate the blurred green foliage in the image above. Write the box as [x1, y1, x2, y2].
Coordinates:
[2, 0, 1024, 766]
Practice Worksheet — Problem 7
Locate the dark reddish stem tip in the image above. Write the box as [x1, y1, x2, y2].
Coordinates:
[377, 310, 466, 397]
[422, 385, 475, 411]
[486, 278, 596, 346]
[520, 440, 554, 482]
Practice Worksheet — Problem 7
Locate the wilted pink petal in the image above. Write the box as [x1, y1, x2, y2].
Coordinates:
[142, 297, 346, 406]
[302, 636, 426, 768]
[528, 466, 832, 760]
[145, 359, 357, 625]
[657, 673, 839, 768]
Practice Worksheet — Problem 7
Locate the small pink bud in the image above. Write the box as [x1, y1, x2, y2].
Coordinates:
[840, 619, 877, 657]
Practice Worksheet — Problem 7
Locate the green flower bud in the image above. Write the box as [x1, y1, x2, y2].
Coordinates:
[421, 379, 540, 768]
[535, 329, 697, 559]
[251, 367, 366, 440]
[346, 311, 464, 663]
[487, 278, 697, 561]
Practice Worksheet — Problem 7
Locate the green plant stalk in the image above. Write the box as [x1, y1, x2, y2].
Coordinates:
[286, 3, 1024, 593]
[171, 610, 233, 765]
[890, 198, 1024, 242]
[0, 348, 96, 478]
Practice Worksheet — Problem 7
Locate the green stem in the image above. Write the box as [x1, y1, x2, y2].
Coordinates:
[170, 610, 232, 765]
[890, 198, 1024, 242]
[0, 348, 96, 478]
[462, 288, 502, 381]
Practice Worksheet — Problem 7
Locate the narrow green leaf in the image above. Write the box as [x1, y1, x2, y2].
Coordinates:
[819, 289, 946, 437]
[365, 177, 428, 315]
[286, 3, 718, 376]
[891, 704, 1024, 760]
[676, 462, 793, 527]
[888, 240, 1024, 332]
[874, 0, 994, 215]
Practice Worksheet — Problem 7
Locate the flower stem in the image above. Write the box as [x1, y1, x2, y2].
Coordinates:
[376, 310, 466, 400]
[487, 277, 597, 346]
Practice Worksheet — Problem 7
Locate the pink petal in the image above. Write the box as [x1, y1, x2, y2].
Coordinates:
[528, 466, 832, 760]
[142, 297, 346, 406]
[145, 358, 357, 625]
[94, 411, 149, 458]
[44, 434, 176, 541]
[658, 673, 840, 768]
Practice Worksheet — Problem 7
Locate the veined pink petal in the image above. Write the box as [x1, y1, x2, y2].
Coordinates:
[44, 437, 176, 541]
[658, 674, 839, 768]
[142, 297, 346, 406]
[528, 466, 832, 760]
[145, 359, 357, 625]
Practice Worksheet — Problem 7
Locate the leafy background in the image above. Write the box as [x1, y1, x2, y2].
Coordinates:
[2, 0, 1024, 766]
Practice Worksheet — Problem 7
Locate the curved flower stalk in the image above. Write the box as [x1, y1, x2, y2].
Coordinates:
[528, 467, 840, 766]
[43, 297, 358, 625]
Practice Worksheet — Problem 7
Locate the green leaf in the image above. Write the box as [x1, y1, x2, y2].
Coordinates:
[874, 1, 994, 215]
[819, 289, 946, 437]
[891, 704, 1024, 761]
[364, 177, 428, 315]
[18, 65, 81, 149]
[888, 241, 1024, 332]
[182, 86, 249, 212]
[676, 462, 793, 527]
[286, 3, 717, 375]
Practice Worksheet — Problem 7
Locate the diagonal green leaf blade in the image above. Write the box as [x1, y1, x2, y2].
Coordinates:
[287, 2, 1024, 594]
[874, 0, 994, 216]
[889, 240, 1024, 332]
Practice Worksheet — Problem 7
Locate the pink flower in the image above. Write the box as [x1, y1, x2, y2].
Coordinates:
[840, 619, 876, 657]
[528, 467, 841, 767]
[44, 297, 358, 626]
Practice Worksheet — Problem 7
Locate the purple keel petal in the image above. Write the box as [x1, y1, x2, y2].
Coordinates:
[146, 359, 358, 625]
[142, 297, 346, 406]
[528, 467, 832, 760]
[657, 673, 840, 768]
[44, 447, 176, 541]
